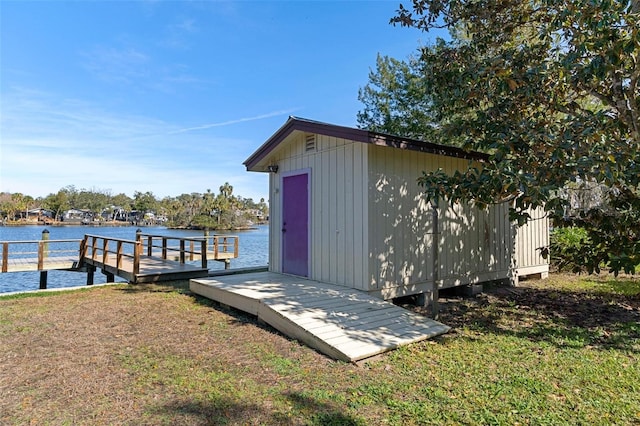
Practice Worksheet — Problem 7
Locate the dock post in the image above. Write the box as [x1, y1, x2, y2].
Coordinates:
[224, 259, 231, 270]
[102, 269, 114, 283]
[87, 265, 95, 285]
[2, 243, 8, 273]
[135, 228, 144, 261]
[200, 239, 208, 269]
[42, 229, 50, 259]
[39, 271, 48, 289]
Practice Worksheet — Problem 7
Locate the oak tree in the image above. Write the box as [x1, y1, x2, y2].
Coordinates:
[380, 0, 639, 273]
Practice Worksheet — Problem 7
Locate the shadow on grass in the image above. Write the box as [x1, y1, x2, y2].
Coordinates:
[285, 392, 366, 426]
[116, 280, 192, 294]
[152, 392, 364, 425]
[152, 398, 269, 425]
[436, 281, 640, 352]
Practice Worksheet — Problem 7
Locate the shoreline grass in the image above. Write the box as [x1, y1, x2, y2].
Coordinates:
[1, 274, 638, 425]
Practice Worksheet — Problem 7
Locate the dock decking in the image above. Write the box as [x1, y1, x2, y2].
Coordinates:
[190, 272, 450, 363]
[82, 255, 209, 283]
[2, 256, 79, 273]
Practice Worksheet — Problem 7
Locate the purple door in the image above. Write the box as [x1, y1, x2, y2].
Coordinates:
[282, 173, 309, 276]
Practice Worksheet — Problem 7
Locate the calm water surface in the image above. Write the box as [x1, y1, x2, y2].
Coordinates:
[0, 225, 268, 294]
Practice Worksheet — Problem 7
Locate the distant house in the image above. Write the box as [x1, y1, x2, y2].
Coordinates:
[63, 209, 93, 223]
[246, 209, 266, 221]
[127, 210, 144, 223]
[244, 117, 549, 301]
[26, 208, 54, 223]
[102, 206, 128, 221]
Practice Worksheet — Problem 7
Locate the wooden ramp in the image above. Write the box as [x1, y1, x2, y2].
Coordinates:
[190, 272, 450, 363]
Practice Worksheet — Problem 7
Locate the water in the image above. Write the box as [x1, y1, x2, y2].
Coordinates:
[0, 225, 269, 294]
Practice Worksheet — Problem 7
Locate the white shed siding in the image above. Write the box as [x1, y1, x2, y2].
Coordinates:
[366, 145, 514, 297]
[265, 132, 369, 289]
[515, 207, 550, 277]
[367, 145, 436, 296]
[436, 198, 513, 289]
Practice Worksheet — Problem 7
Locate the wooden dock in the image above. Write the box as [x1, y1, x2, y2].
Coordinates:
[1, 232, 240, 287]
[81, 252, 209, 283]
[1, 238, 82, 275]
[1, 255, 80, 273]
[190, 272, 450, 363]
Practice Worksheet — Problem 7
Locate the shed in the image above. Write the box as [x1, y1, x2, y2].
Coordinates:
[244, 117, 549, 301]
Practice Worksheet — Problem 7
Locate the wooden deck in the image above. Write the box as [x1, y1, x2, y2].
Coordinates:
[2, 253, 208, 283]
[1, 234, 221, 285]
[83, 255, 209, 283]
[2, 256, 80, 273]
[190, 272, 450, 363]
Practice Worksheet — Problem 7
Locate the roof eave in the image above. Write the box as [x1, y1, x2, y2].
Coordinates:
[368, 132, 489, 162]
[243, 117, 488, 172]
[243, 117, 370, 171]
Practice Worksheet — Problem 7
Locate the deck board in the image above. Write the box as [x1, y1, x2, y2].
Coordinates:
[4, 256, 79, 272]
[83, 255, 209, 283]
[190, 272, 450, 363]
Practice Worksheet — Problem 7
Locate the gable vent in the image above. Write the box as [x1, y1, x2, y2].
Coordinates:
[305, 134, 316, 152]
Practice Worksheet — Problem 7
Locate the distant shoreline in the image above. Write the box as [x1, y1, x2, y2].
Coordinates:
[1, 220, 268, 231]
[1, 220, 140, 227]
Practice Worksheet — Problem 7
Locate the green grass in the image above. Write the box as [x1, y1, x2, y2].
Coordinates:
[1, 274, 638, 425]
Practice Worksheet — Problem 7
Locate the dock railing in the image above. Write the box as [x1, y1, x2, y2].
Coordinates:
[138, 233, 238, 267]
[1, 238, 83, 273]
[81, 234, 143, 275]
[209, 235, 239, 260]
[137, 233, 208, 268]
[2, 232, 227, 289]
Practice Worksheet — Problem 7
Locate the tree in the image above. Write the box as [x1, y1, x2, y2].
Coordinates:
[202, 189, 216, 217]
[214, 182, 236, 227]
[10, 193, 32, 219]
[132, 191, 158, 215]
[0, 195, 19, 221]
[357, 54, 437, 140]
[76, 188, 110, 214]
[61, 185, 79, 208]
[192, 189, 218, 229]
[382, 0, 639, 273]
[43, 190, 70, 221]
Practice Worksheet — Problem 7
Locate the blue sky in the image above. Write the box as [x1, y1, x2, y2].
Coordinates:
[1, 1, 444, 202]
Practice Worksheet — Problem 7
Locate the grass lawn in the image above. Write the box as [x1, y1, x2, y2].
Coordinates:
[0, 274, 638, 425]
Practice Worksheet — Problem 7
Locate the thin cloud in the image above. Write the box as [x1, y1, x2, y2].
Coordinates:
[82, 45, 150, 84]
[0, 87, 270, 200]
[161, 17, 199, 50]
[169, 109, 299, 134]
